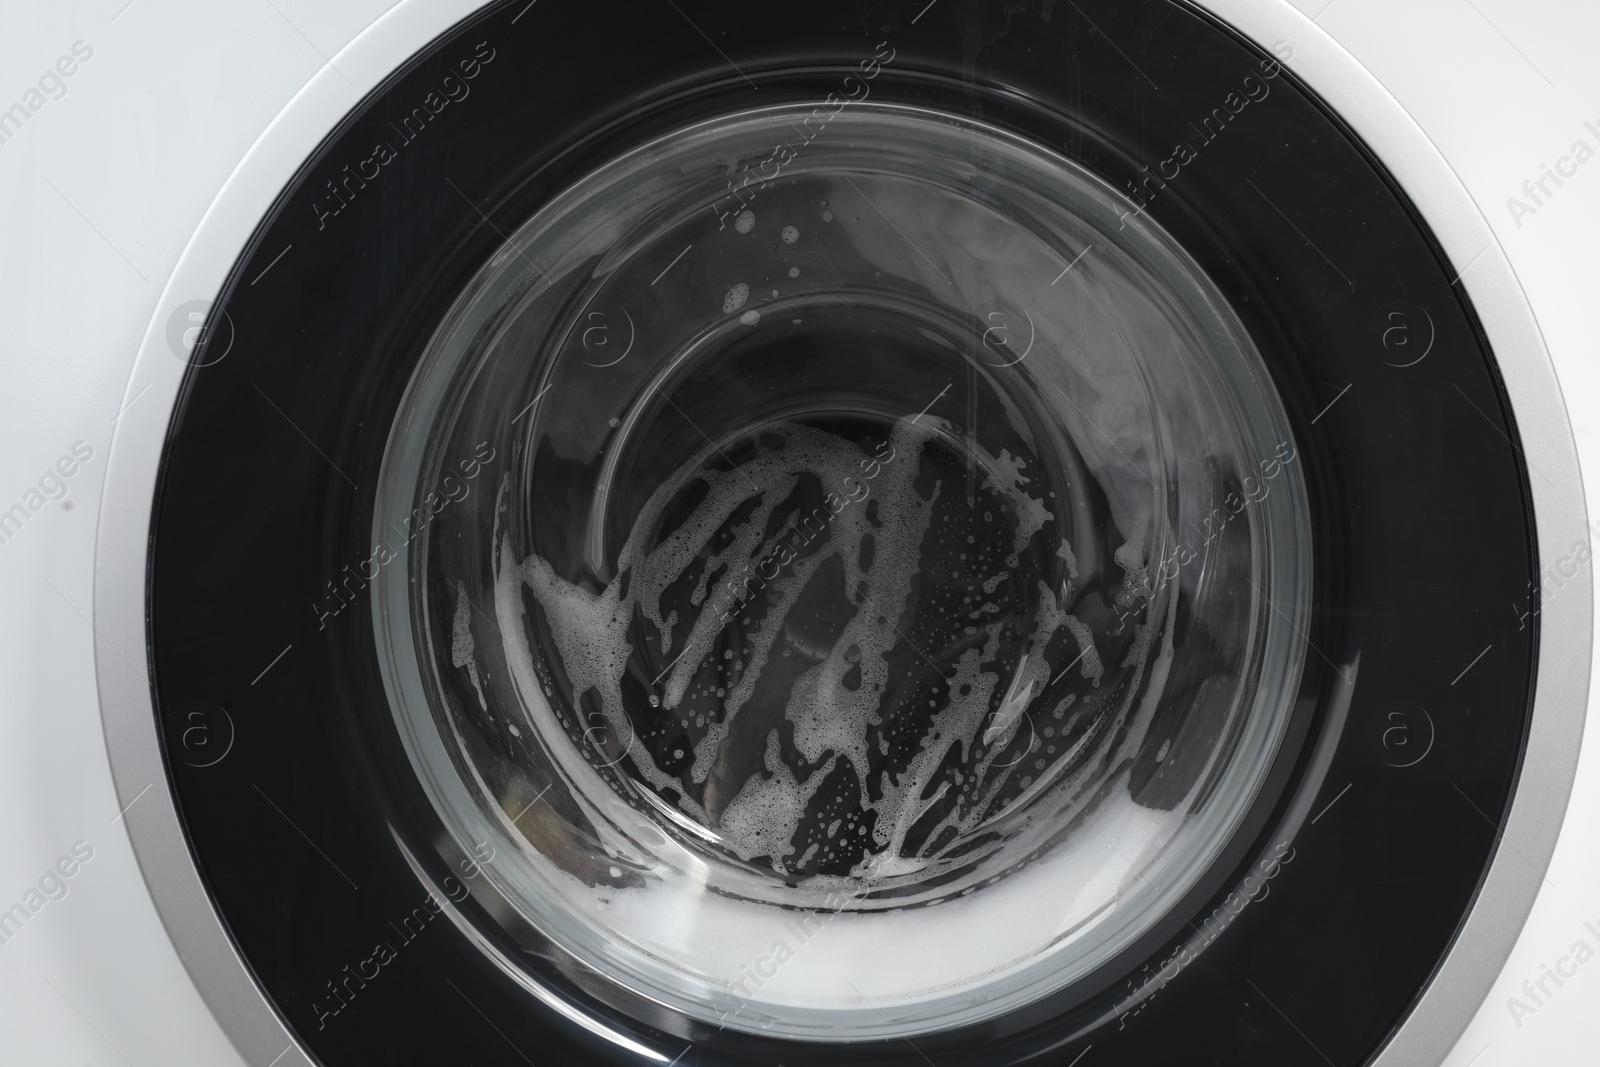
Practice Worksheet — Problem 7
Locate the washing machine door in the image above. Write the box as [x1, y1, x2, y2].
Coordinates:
[102, 0, 1588, 1064]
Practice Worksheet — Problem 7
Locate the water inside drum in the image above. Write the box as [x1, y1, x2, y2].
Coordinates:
[372, 102, 1309, 1039]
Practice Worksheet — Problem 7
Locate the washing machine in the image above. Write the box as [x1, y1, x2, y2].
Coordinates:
[3, 0, 1596, 1063]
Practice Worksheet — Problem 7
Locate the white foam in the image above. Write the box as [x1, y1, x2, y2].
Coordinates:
[451, 581, 488, 710]
[491, 412, 1171, 900]
[719, 729, 835, 866]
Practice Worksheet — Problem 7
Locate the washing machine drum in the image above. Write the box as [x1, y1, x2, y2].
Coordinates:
[150, 1, 1541, 1063]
